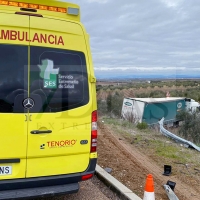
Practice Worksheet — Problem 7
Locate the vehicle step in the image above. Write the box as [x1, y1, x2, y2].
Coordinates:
[0, 183, 79, 199]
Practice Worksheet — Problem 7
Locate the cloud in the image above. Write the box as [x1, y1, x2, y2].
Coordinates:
[86, 0, 109, 3]
[66, 0, 200, 78]
[161, 0, 183, 8]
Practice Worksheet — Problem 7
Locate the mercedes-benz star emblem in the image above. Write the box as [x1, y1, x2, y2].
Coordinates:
[23, 98, 35, 109]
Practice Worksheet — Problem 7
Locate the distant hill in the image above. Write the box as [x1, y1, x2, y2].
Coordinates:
[96, 74, 200, 80]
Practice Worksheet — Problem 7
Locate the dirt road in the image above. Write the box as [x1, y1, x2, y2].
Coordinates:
[97, 121, 200, 200]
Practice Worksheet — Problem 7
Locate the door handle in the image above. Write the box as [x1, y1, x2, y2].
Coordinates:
[30, 130, 52, 134]
[29, 115, 32, 121]
[25, 115, 28, 122]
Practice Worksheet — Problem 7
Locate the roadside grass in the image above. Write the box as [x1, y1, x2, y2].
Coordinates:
[101, 116, 200, 169]
[100, 116, 200, 191]
[102, 117, 135, 129]
[151, 140, 191, 162]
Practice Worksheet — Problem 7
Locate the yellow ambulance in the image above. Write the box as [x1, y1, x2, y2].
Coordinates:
[0, 0, 97, 199]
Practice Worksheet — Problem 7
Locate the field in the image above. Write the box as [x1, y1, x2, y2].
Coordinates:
[97, 79, 200, 99]
[97, 79, 200, 199]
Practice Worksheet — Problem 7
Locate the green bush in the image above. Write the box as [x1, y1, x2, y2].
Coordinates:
[97, 99, 107, 115]
[106, 92, 124, 117]
[136, 122, 148, 130]
[106, 93, 112, 113]
[176, 110, 200, 144]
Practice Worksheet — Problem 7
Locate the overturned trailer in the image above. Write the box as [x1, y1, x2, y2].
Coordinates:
[121, 97, 190, 126]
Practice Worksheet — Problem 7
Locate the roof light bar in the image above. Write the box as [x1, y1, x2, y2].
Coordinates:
[19, 2, 28, 8]
[58, 7, 66, 13]
[39, 5, 48, 10]
[0, 1, 8, 5]
[9, 1, 18, 6]
[0, 1, 75, 14]
[29, 4, 38, 9]
[48, 6, 57, 12]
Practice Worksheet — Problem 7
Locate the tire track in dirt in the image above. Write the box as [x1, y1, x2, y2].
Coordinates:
[97, 122, 199, 200]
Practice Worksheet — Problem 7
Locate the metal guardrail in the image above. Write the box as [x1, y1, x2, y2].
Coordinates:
[163, 185, 179, 200]
[158, 118, 200, 152]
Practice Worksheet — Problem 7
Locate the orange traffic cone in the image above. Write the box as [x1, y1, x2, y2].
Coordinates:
[143, 174, 155, 200]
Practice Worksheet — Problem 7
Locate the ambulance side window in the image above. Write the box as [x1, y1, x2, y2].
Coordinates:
[0, 44, 28, 113]
[30, 46, 89, 113]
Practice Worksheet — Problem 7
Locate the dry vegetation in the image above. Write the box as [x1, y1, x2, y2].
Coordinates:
[98, 117, 200, 199]
[97, 79, 200, 101]
[96, 79, 200, 199]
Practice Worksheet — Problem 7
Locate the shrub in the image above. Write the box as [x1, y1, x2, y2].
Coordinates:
[106, 92, 124, 117]
[106, 93, 112, 113]
[136, 122, 148, 130]
[123, 112, 139, 123]
[97, 99, 107, 116]
[176, 110, 200, 144]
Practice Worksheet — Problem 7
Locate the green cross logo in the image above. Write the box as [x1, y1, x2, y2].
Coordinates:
[38, 59, 59, 89]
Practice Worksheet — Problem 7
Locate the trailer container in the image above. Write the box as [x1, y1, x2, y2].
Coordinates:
[121, 97, 186, 126]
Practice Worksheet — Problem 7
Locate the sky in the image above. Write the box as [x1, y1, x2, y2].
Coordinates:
[66, 0, 200, 79]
